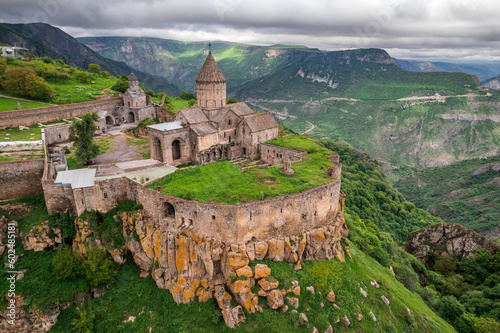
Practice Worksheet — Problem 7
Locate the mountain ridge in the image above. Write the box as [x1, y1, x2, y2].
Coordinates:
[0, 23, 180, 95]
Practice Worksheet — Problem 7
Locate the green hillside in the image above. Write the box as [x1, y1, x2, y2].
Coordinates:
[78, 36, 500, 179]
[395, 155, 500, 234]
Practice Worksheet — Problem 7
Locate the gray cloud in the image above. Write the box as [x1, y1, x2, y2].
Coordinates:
[0, 0, 500, 61]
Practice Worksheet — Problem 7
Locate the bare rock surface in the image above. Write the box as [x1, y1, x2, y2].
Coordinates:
[404, 222, 500, 263]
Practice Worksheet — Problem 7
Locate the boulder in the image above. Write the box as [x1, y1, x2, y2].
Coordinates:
[287, 296, 299, 309]
[326, 290, 335, 302]
[267, 290, 285, 309]
[258, 277, 279, 291]
[381, 295, 390, 306]
[343, 315, 350, 327]
[254, 264, 271, 279]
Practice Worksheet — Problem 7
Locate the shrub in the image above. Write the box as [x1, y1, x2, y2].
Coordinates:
[72, 309, 95, 333]
[53, 245, 83, 280]
[82, 248, 117, 287]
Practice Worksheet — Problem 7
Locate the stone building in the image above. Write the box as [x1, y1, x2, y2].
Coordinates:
[104, 73, 158, 127]
[147, 51, 279, 166]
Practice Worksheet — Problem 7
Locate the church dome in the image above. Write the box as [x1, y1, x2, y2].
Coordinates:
[196, 52, 226, 84]
[128, 72, 138, 81]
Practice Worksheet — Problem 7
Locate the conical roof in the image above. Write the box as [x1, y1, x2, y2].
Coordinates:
[196, 51, 226, 83]
[128, 72, 138, 81]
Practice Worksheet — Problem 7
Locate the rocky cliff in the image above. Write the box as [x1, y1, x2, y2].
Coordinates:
[403, 222, 500, 263]
[70, 202, 348, 328]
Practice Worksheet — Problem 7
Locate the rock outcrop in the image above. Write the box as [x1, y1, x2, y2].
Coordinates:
[23, 221, 62, 252]
[404, 222, 500, 263]
[68, 205, 348, 328]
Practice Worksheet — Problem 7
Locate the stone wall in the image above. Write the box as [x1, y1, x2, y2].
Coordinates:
[44, 125, 71, 146]
[0, 98, 122, 129]
[260, 143, 307, 166]
[0, 159, 44, 200]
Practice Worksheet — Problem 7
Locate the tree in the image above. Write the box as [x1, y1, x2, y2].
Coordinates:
[25, 73, 55, 99]
[0, 57, 7, 76]
[433, 253, 457, 276]
[82, 248, 116, 287]
[438, 295, 465, 323]
[2, 67, 37, 94]
[471, 315, 500, 333]
[88, 63, 101, 74]
[111, 78, 129, 93]
[72, 309, 95, 333]
[53, 245, 83, 280]
[100, 70, 110, 78]
[69, 112, 100, 165]
[227, 97, 239, 104]
[180, 90, 195, 100]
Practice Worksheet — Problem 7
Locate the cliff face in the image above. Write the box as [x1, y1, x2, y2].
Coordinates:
[72, 201, 348, 328]
[403, 222, 500, 263]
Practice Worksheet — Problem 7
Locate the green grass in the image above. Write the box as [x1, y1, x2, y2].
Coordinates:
[0, 150, 44, 161]
[0, 194, 49, 235]
[0, 96, 53, 112]
[0, 124, 43, 141]
[49, 245, 455, 333]
[47, 76, 118, 104]
[149, 136, 336, 203]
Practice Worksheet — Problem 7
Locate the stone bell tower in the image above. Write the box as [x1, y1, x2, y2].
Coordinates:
[196, 44, 227, 112]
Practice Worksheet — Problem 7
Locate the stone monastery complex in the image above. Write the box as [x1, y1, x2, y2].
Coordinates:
[1, 49, 348, 328]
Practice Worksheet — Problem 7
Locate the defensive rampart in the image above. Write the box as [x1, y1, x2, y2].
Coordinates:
[0, 159, 44, 200]
[0, 97, 122, 129]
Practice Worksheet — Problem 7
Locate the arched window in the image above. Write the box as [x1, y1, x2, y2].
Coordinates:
[163, 202, 175, 217]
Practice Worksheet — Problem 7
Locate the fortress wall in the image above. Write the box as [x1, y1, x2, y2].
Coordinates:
[0, 97, 122, 129]
[234, 178, 341, 243]
[72, 177, 132, 216]
[43, 180, 78, 215]
[136, 105, 158, 122]
[44, 125, 71, 146]
[0, 159, 44, 200]
[42, 166, 342, 245]
[260, 143, 307, 166]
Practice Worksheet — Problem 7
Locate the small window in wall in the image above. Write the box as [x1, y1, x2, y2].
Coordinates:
[243, 147, 246, 155]
[103, 192, 108, 199]
[280, 208, 283, 213]
[206, 101, 208, 107]
[249, 212, 252, 221]
[221, 100, 223, 106]
[229, 136, 231, 143]
[189, 219, 193, 227]
[228, 119, 231, 125]
[58, 134, 62, 139]
[212, 215, 216, 220]
[224, 132, 226, 138]
[214, 101, 216, 107]
[128, 101, 130, 107]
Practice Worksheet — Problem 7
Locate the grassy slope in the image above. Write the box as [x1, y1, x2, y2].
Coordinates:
[150, 136, 335, 204]
[395, 155, 500, 233]
[0, 97, 53, 112]
[47, 245, 454, 333]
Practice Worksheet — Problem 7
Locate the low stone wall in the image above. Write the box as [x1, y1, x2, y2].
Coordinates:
[260, 143, 307, 166]
[0, 159, 44, 200]
[0, 98, 122, 129]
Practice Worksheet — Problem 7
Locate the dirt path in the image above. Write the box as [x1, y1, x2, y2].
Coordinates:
[93, 134, 141, 165]
[101, 86, 112, 94]
[301, 121, 316, 135]
[0, 93, 56, 106]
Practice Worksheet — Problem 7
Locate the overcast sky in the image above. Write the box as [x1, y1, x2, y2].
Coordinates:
[1, 0, 500, 61]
